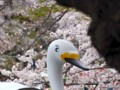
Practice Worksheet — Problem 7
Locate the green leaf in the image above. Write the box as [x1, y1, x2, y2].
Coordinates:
[28, 31, 37, 39]
[4, 59, 14, 70]
[29, 6, 50, 20]
[39, 0, 46, 3]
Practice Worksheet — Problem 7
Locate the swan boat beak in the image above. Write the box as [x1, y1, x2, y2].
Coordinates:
[61, 52, 89, 71]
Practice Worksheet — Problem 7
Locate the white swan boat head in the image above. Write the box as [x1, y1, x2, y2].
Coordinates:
[47, 39, 89, 90]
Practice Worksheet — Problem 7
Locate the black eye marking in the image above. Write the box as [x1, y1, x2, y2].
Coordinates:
[55, 45, 59, 52]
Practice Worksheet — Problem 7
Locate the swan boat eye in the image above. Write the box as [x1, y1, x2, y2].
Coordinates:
[55, 45, 59, 52]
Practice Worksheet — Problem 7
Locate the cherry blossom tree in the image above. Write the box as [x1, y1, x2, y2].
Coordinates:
[0, 0, 119, 90]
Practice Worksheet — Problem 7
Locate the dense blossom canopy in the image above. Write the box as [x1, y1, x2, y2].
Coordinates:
[0, 0, 120, 90]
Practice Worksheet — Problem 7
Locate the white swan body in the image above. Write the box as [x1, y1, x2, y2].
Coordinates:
[0, 82, 28, 90]
[47, 39, 89, 90]
[0, 82, 40, 90]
